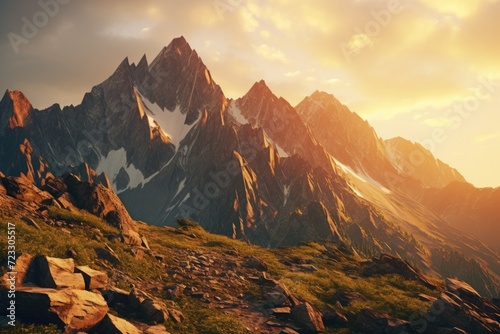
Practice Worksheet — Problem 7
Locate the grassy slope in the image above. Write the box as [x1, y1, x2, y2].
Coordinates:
[0, 209, 440, 334]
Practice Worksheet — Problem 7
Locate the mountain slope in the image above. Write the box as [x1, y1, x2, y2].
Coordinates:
[417, 181, 500, 252]
[0, 37, 498, 298]
[385, 137, 466, 188]
[295, 91, 398, 188]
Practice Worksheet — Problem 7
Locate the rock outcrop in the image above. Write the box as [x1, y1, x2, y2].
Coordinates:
[425, 278, 500, 333]
[16, 287, 109, 331]
[362, 253, 437, 289]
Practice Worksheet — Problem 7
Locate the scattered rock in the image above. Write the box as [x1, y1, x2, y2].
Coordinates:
[101, 286, 130, 307]
[296, 264, 318, 272]
[141, 236, 151, 250]
[75, 266, 108, 290]
[15, 287, 108, 332]
[121, 230, 143, 247]
[139, 298, 169, 324]
[244, 256, 268, 272]
[265, 291, 289, 307]
[355, 309, 414, 334]
[426, 278, 500, 333]
[93, 313, 141, 334]
[35, 256, 85, 290]
[66, 247, 78, 259]
[95, 244, 121, 264]
[331, 290, 366, 307]
[21, 216, 41, 229]
[272, 306, 292, 316]
[290, 302, 325, 333]
[322, 308, 348, 327]
[167, 308, 185, 323]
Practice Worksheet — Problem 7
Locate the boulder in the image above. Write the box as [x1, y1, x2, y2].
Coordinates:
[290, 302, 325, 333]
[167, 308, 185, 323]
[41, 176, 68, 198]
[244, 256, 268, 272]
[129, 288, 149, 311]
[331, 290, 366, 307]
[16, 287, 108, 331]
[3, 175, 53, 203]
[139, 299, 169, 324]
[35, 256, 85, 290]
[75, 266, 108, 290]
[322, 308, 348, 327]
[92, 313, 141, 334]
[64, 173, 137, 232]
[427, 279, 500, 333]
[355, 309, 414, 334]
[265, 291, 289, 307]
[121, 230, 143, 247]
[101, 286, 130, 307]
[141, 235, 151, 250]
[95, 244, 121, 264]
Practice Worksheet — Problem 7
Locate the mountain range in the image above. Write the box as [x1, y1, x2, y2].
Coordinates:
[0, 36, 498, 299]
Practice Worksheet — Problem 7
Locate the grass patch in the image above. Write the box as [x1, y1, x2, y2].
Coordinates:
[165, 299, 248, 334]
[48, 207, 119, 236]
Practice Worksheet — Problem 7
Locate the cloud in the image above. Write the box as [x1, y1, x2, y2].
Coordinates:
[423, 117, 456, 128]
[285, 70, 301, 78]
[0, 0, 499, 185]
[475, 132, 500, 143]
[254, 44, 288, 63]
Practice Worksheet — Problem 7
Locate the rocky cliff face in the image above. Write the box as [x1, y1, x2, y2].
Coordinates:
[295, 91, 398, 187]
[385, 136, 466, 188]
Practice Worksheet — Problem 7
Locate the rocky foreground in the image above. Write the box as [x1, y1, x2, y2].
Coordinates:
[0, 172, 499, 333]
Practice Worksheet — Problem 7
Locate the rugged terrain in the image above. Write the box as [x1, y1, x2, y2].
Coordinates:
[0, 36, 499, 332]
[1, 173, 499, 333]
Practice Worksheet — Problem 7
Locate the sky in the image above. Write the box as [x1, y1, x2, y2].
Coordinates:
[0, 0, 499, 187]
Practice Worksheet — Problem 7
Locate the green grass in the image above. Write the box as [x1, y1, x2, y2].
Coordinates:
[0, 210, 441, 333]
[1, 324, 60, 334]
[165, 299, 248, 334]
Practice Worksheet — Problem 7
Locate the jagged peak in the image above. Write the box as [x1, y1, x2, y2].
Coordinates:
[137, 54, 148, 68]
[300, 90, 343, 110]
[1, 89, 33, 128]
[169, 36, 190, 49]
[245, 80, 276, 100]
[106, 57, 132, 82]
[149, 36, 200, 71]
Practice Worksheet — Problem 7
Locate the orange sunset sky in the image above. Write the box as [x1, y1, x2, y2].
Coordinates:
[1, 0, 499, 187]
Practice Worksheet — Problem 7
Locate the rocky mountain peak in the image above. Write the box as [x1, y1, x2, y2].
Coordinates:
[0, 89, 33, 129]
[385, 136, 466, 188]
[246, 80, 275, 100]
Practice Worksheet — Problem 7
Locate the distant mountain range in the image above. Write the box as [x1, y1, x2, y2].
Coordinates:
[0, 36, 498, 297]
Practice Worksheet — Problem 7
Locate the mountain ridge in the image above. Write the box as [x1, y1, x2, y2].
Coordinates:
[0, 36, 499, 299]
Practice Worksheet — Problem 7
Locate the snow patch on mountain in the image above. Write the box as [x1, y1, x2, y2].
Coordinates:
[333, 158, 391, 194]
[283, 184, 290, 205]
[266, 137, 289, 158]
[96, 148, 150, 193]
[227, 100, 249, 125]
[135, 88, 199, 149]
